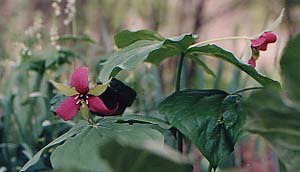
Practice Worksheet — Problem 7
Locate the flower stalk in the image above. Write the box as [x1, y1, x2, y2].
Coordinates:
[190, 36, 252, 47]
[175, 53, 185, 153]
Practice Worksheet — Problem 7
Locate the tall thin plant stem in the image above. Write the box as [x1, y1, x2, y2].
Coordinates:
[175, 53, 185, 153]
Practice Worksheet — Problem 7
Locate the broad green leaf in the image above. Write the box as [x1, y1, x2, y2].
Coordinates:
[280, 34, 300, 102]
[245, 89, 300, 172]
[189, 55, 216, 77]
[20, 121, 88, 171]
[99, 40, 162, 82]
[50, 80, 78, 96]
[97, 114, 171, 129]
[146, 34, 198, 65]
[114, 29, 165, 48]
[80, 103, 89, 121]
[57, 34, 97, 44]
[158, 89, 245, 168]
[88, 84, 108, 96]
[186, 44, 281, 88]
[100, 139, 193, 172]
[99, 33, 198, 82]
[50, 123, 164, 172]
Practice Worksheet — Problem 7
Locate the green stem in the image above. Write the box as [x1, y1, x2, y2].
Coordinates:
[231, 86, 264, 95]
[177, 131, 183, 153]
[214, 61, 224, 89]
[175, 53, 185, 153]
[175, 53, 185, 92]
[2, 95, 14, 171]
[190, 36, 252, 47]
[26, 70, 45, 144]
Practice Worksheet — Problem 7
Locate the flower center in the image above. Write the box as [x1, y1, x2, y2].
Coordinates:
[74, 93, 89, 105]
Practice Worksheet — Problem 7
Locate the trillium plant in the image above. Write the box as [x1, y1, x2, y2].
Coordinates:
[20, 9, 299, 172]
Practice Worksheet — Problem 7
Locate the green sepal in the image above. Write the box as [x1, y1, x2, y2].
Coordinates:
[88, 84, 108, 96]
[50, 80, 78, 96]
[80, 103, 90, 121]
[251, 48, 260, 60]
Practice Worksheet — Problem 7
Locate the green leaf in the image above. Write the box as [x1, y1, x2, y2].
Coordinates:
[88, 84, 108, 96]
[20, 121, 88, 171]
[99, 33, 198, 82]
[97, 114, 172, 129]
[158, 89, 245, 168]
[99, 40, 162, 82]
[245, 89, 300, 172]
[57, 34, 97, 44]
[114, 30, 165, 48]
[50, 123, 164, 171]
[100, 139, 193, 172]
[50, 80, 78, 96]
[190, 55, 216, 77]
[80, 103, 89, 121]
[146, 34, 198, 65]
[280, 34, 300, 102]
[186, 44, 281, 88]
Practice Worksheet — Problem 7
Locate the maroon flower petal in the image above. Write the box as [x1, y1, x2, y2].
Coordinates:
[55, 96, 80, 121]
[251, 37, 266, 47]
[88, 96, 116, 116]
[70, 66, 89, 93]
[258, 44, 268, 51]
[263, 32, 277, 43]
[248, 57, 256, 68]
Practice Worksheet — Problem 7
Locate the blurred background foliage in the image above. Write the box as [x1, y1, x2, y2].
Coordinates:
[0, 0, 299, 171]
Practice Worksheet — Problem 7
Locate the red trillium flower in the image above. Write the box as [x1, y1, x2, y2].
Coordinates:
[248, 32, 277, 68]
[251, 32, 277, 51]
[51, 66, 117, 121]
